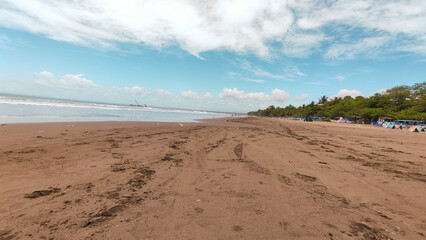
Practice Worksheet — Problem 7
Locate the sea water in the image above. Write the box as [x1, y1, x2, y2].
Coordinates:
[0, 94, 233, 124]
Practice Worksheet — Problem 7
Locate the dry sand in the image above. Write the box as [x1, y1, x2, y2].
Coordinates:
[0, 117, 425, 239]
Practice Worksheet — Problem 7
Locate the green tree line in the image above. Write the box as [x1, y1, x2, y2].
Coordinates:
[248, 82, 426, 121]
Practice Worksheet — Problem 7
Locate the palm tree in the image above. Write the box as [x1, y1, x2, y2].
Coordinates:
[318, 95, 328, 105]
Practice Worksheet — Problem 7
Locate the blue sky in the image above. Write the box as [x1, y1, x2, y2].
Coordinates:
[0, 0, 425, 112]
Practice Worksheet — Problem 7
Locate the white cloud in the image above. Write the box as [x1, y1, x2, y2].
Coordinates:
[284, 65, 307, 77]
[219, 88, 267, 102]
[282, 31, 326, 57]
[0, 0, 292, 58]
[35, 71, 55, 84]
[0, 34, 9, 42]
[398, 35, 426, 55]
[1, 0, 426, 58]
[227, 70, 266, 83]
[181, 90, 212, 99]
[157, 89, 172, 95]
[292, 0, 426, 58]
[227, 72, 240, 77]
[334, 89, 362, 98]
[203, 92, 213, 99]
[0, 34, 14, 49]
[33, 71, 153, 100]
[35, 71, 99, 89]
[324, 36, 392, 60]
[219, 88, 289, 103]
[292, 1, 426, 36]
[181, 90, 199, 99]
[333, 75, 346, 81]
[127, 86, 148, 97]
[271, 88, 290, 102]
[239, 60, 285, 79]
[332, 71, 364, 81]
[296, 93, 309, 101]
[245, 78, 266, 83]
[33, 71, 151, 100]
[304, 81, 326, 85]
[114, 86, 149, 98]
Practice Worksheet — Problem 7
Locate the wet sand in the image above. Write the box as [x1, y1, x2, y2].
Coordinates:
[0, 117, 425, 239]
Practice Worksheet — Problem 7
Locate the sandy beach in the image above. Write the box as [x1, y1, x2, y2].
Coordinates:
[0, 117, 425, 239]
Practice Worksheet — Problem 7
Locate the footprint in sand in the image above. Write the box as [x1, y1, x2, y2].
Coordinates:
[194, 207, 204, 214]
[295, 173, 317, 182]
[232, 225, 243, 232]
[279, 221, 289, 230]
[24, 187, 61, 199]
[233, 143, 244, 160]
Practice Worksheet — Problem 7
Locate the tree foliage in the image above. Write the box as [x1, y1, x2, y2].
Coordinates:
[248, 82, 426, 121]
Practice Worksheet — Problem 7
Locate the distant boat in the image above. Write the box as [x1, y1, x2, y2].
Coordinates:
[130, 100, 147, 107]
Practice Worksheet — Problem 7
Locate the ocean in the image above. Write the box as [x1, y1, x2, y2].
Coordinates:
[0, 94, 234, 124]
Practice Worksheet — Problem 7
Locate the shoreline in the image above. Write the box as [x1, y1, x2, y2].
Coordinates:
[1, 115, 421, 130]
[1, 117, 425, 239]
[0, 116, 237, 125]
[0, 94, 237, 125]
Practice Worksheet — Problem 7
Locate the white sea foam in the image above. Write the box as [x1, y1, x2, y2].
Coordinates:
[0, 95, 231, 123]
[0, 96, 214, 114]
[0, 96, 126, 110]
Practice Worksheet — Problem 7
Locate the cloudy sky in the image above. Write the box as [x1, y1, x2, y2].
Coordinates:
[0, 0, 425, 112]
